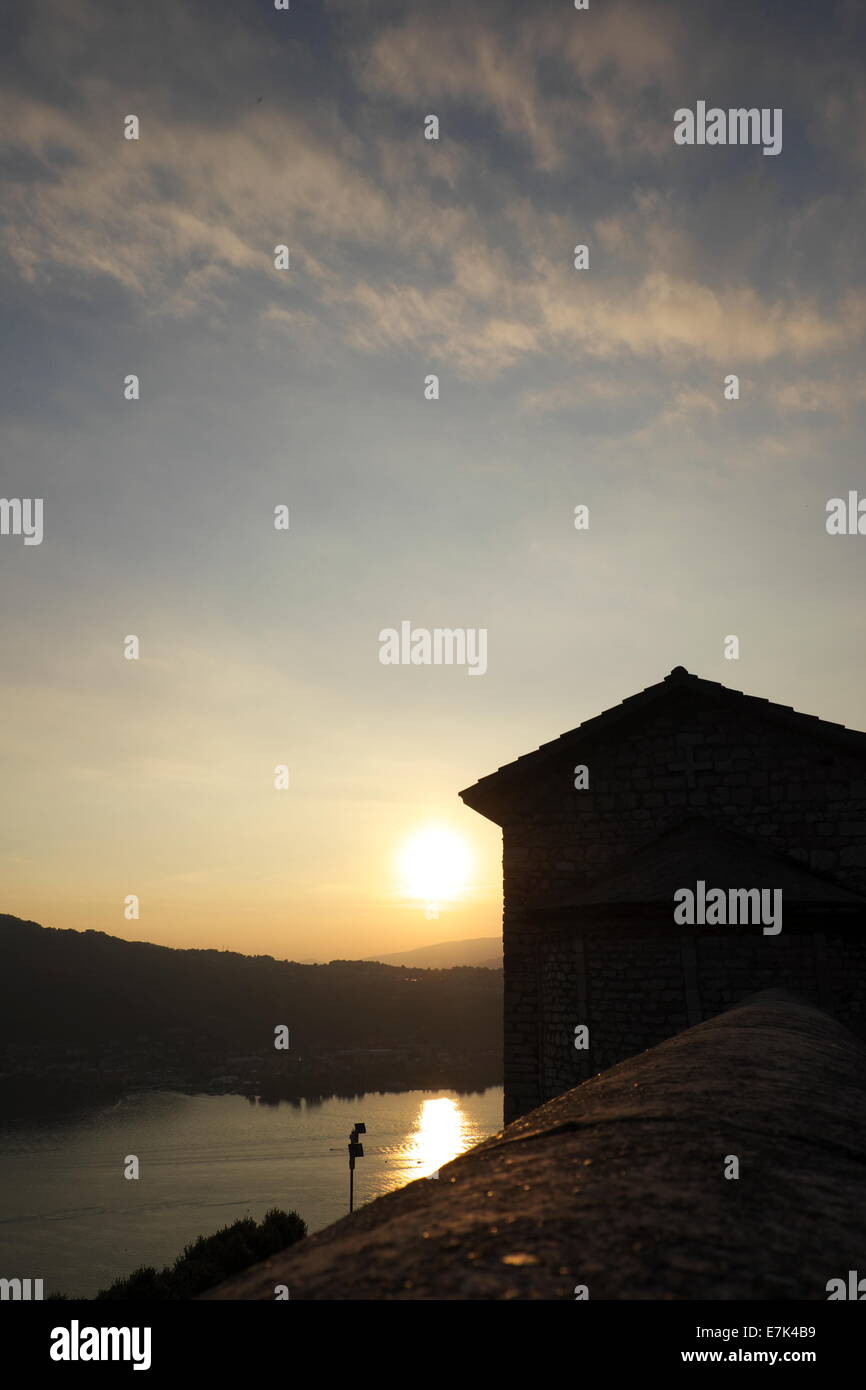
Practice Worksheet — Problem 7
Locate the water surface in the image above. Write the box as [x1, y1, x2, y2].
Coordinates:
[0, 1087, 503, 1297]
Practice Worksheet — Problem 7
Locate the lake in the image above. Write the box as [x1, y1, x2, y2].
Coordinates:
[0, 1086, 503, 1298]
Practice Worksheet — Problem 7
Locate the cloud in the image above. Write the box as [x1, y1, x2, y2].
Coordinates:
[355, 1, 684, 168]
[2, 0, 864, 388]
[769, 371, 866, 414]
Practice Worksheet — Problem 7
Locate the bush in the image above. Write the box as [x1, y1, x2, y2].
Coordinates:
[95, 1207, 307, 1299]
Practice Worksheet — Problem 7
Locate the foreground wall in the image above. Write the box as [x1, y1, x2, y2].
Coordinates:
[203, 993, 866, 1301]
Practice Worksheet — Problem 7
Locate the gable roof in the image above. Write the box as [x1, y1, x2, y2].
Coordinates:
[460, 666, 866, 823]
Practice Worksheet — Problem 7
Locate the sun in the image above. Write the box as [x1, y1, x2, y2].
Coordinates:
[398, 827, 472, 910]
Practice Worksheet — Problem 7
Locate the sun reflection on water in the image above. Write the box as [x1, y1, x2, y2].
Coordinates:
[402, 1096, 466, 1179]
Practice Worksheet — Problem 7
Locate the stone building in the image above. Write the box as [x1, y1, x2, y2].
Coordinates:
[460, 667, 866, 1123]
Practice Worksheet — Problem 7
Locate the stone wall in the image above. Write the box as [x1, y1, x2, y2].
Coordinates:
[501, 692, 866, 1121]
[533, 922, 866, 1110]
[502, 698, 866, 905]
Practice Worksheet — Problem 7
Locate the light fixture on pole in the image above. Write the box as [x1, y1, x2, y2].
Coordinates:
[348, 1122, 365, 1213]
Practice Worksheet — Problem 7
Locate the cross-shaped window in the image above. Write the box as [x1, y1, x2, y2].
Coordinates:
[670, 741, 714, 788]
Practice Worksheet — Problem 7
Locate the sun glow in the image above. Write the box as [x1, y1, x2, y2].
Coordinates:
[403, 1096, 466, 1178]
[398, 826, 472, 912]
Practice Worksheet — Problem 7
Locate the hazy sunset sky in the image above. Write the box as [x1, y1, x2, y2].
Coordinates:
[2, 0, 865, 959]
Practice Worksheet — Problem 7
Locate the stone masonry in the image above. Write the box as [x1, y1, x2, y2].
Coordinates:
[460, 667, 866, 1123]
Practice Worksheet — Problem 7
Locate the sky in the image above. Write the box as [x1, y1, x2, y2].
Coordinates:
[1, 0, 865, 960]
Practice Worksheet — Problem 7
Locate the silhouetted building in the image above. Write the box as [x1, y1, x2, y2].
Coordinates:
[460, 667, 866, 1122]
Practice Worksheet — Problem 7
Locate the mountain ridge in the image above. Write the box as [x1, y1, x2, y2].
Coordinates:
[0, 913, 502, 1051]
[365, 936, 502, 969]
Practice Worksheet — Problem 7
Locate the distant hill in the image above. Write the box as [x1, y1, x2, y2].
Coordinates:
[366, 937, 502, 969]
[0, 915, 502, 1055]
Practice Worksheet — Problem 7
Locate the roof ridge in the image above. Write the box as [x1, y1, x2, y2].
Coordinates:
[460, 669, 866, 816]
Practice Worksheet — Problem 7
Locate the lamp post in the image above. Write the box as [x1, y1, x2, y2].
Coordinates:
[348, 1122, 365, 1214]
